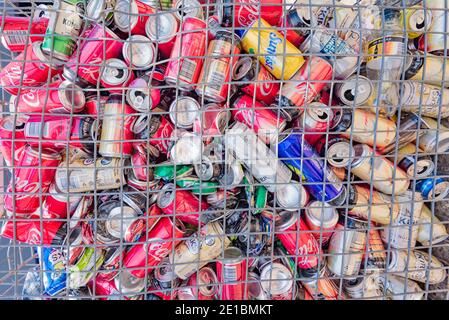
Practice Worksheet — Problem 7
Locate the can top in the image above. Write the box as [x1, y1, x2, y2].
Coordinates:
[156, 183, 176, 209]
[232, 56, 253, 81]
[154, 259, 177, 283]
[274, 211, 298, 232]
[260, 262, 293, 296]
[126, 77, 151, 112]
[247, 272, 267, 300]
[276, 181, 308, 210]
[115, 270, 145, 295]
[58, 80, 86, 112]
[222, 246, 244, 264]
[86, 0, 109, 20]
[113, 0, 139, 32]
[327, 140, 355, 168]
[105, 206, 138, 239]
[336, 75, 373, 106]
[173, 0, 204, 20]
[103, 245, 125, 267]
[196, 267, 218, 297]
[305, 201, 339, 229]
[169, 96, 200, 129]
[123, 35, 155, 69]
[101, 58, 130, 85]
[145, 11, 178, 43]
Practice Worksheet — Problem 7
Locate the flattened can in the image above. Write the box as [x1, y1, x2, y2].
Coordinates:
[240, 18, 305, 80]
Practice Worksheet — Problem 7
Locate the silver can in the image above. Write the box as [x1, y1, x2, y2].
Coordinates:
[380, 191, 423, 249]
[224, 121, 292, 193]
[169, 131, 204, 165]
[259, 262, 294, 300]
[327, 215, 368, 277]
[169, 96, 201, 129]
[276, 180, 309, 211]
[122, 35, 156, 70]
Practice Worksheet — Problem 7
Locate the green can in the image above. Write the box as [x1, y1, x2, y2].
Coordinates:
[42, 0, 85, 61]
[176, 176, 218, 195]
[154, 162, 193, 181]
[254, 186, 268, 214]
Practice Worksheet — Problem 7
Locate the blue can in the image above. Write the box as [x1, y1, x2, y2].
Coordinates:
[416, 177, 449, 200]
[39, 247, 67, 296]
[277, 129, 346, 205]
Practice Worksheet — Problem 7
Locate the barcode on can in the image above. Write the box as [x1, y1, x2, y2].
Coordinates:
[25, 122, 50, 138]
[3, 30, 28, 45]
[223, 264, 239, 281]
[179, 58, 197, 83]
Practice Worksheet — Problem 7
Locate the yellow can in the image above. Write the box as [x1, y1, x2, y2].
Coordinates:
[240, 18, 305, 80]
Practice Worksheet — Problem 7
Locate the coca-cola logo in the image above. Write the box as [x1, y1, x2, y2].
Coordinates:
[7, 176, 49, 200]
[259, 70, 275, 97]
[296, 238, 319, 267]
[21, 89, 41, 110]
[237, 0, 260, 26]
[2, 65, 37, 86]
[77, 56, 103, 80]
[146, 239, 171, 262]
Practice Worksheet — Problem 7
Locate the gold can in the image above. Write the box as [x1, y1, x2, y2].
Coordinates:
[404, 51, 449, 87]
[350, 144, 410, 195]
[349, 185, 400, 225]
[340, 108, 397, 148]
[170, 221, 231, 280]
[55, 157, 125, 193]
[417, 205, 449, 245]
[388, 249, 447, 285]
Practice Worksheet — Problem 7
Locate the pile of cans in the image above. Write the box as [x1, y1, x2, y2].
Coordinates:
[1, 0, 449, 300]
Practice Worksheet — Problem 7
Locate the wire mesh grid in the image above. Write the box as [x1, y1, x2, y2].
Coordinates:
[0, 0, 448, 300]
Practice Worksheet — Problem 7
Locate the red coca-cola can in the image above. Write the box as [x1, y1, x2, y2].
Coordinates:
[145, 115, 174, 155]
[24, 115, 96, 152]
[42, 184, 83, 219]
[13, 80, 86, 114]
[277, 56, 333, 121]
[0, 116, 27, 167]
[0, 218, 66, 245]
[156, 183, 209, 226]
[100, 58, 136, 94]
[84, 93, 108, 116]
[274, 211, 321, 270]
[145, 11, 178, 59]
[5, 145, 61, 215]
[63, 24, 123, 87]
[130, 149, 149, 181]
[232, 57, 280, 105]
[193, 103, 230, 144]
[165, 17, 207, 90]
[292, 102, 334, 145]
[0, 41, 62, 95]
[123, 216, 185, 278]
[113, 0, 156, 35]
[216, 247, 248, 300]
[177, 266, 219, 300]
[219, 0, 283, 27]
[231, 93, 286, 144]
[0, 16, 48, 52]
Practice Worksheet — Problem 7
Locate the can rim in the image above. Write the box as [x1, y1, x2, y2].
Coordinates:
[101, 58, 131, 85]
[113, 0, 139, 31]
[276, 181, 308, 210]
[145, 11, 178, 43]
[105, 205, 138, 239]
[196, 266, 219, 297]
[327, 141, 355, 168]
[169, 96, 201, 129]
[25, 145, 61, 160]
[222, 246, 244, 263]
[58, 80, 86, 111]
[336, 75, 373, 106]
[305, 201, 339, 229]
[123, 35, 155, 69]
[115, 270, 145, 294]
[174, 0, 203, 20]
[157, 182, 176, 209]
[274, 210, 298, 232]
[259, 262, 293, 296]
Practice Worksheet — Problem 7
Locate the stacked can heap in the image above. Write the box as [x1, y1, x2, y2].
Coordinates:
[1, 0, 449, 300]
